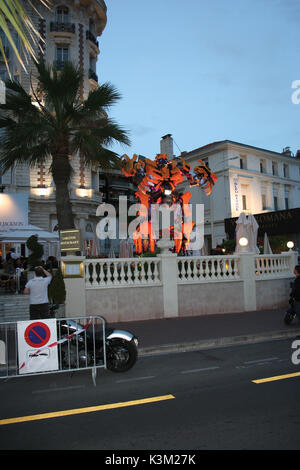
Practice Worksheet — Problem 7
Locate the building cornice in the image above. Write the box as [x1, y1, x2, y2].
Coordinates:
[70, 0, 107, 35]
[227, 167, 300, 186]
[183, 140, 300, 164]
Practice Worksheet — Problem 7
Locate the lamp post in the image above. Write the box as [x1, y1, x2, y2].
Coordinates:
[239, 236, 249, 253]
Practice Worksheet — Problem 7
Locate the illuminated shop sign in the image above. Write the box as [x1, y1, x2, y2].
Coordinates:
[0, 193, 28, 231]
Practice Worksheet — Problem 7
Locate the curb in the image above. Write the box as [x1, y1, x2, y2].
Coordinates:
[139, 328, 300, 356]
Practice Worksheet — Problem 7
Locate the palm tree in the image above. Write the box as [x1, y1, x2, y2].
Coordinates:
[0, 60, 130, 230]
[0, 0, 50, 75]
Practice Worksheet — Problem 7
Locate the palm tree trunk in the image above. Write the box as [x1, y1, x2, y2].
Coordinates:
[51, 153, 75, 230]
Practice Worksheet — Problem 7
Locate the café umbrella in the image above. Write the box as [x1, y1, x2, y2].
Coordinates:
[247, 213, 260, 254]
[263, 232, 273, 254]
[119, 239, 129, 258]
[108, 239, 116, 258]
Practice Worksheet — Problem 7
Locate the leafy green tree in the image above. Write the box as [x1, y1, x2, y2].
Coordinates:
[0, 60, 130, 230]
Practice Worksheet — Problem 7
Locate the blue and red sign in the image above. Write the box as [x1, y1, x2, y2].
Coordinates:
[24, 322, 51, 348]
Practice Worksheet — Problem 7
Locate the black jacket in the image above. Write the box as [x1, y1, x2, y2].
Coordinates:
[291, 276, 300, 302]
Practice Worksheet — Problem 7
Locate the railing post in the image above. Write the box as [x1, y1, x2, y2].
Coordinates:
[159, 252, 179, 318]
[239, 252, 257, 311]
[282, 250, 298, 275]
[62, 256, 86, 317]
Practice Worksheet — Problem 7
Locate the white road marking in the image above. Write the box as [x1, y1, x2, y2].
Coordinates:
[243, 357, 279, 365]
[116, 375, 156, 384]
[32, 385, 85, 394]
[181, 366, 220, 374]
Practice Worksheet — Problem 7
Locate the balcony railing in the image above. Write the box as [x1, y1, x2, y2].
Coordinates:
[53, 60, 69, 70]
[89, 69, 98, 82]
[86, 30, 99, 49]
[50, 22, 75, 34]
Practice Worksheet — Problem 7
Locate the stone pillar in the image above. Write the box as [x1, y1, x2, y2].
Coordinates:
[282, 250, 298, 274]
[159, 251, 179, 318]
[62, 255, 86, 318]
[239, 252, 257, 311]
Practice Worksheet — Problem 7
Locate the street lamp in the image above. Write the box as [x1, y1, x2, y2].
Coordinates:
[239, 236, 249, 253]
[287, 241, 294, 251]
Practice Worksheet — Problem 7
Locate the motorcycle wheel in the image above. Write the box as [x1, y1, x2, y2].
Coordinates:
[106, 339, 137, 372]
[284, 311, 295, 325]
[60, 344, 77, 369]
[60, 343, 88, 369]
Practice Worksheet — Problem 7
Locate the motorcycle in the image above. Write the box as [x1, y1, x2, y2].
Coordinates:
[284, 281, 296, 325]
[50, 305, 138, 373]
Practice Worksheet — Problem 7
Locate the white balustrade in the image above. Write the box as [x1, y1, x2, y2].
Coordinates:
[255, 254, 291, 278]
[85, 257, 161, 288]
[177, 255, 240, 283]
[85, 252, 294, 289]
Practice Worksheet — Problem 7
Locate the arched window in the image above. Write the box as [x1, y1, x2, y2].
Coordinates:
[56, 6, 69, 23]
[56, 44, 69, 66]
[86, 223, 93, 233]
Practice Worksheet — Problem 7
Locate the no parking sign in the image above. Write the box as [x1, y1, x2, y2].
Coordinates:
[17, 319, 59, 375]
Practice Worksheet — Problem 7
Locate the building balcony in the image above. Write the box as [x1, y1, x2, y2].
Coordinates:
[72, 187, 102, 203]
[50, 22, 75, 36]
[88, 69, 98, 83]
[86, 30, 99, 51]
[53, 60, 71, 71]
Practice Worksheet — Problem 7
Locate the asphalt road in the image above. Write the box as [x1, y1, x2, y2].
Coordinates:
[0, 338, 300, 451]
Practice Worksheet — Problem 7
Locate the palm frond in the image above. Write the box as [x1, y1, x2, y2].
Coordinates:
[0, 0, 51, 75]
[0, 60, 131, 172]
[1, 77, 32, 113]
[34, 60, 82, 123]
[83, 82, 123, 113]
[0, 112, 53, 171]
[0, 59, 130, 230]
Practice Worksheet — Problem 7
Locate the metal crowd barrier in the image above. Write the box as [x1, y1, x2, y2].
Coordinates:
[0, 316, 107, 386]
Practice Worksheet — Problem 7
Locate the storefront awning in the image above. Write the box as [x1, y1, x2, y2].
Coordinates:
[0, 224, 59, 242]
[225, 207, 300, 239]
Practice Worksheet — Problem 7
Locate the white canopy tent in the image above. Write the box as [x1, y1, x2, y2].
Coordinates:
[0, 224, 60, 260]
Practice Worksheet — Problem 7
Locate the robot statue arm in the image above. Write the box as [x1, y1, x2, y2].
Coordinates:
[121, 154, 139, 177]
[191, 160, 218, 195]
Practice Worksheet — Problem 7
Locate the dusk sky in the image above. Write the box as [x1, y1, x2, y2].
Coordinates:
[98, 0, 300, 159]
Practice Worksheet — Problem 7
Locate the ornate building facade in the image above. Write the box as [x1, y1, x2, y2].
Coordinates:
[0, 1, 134, 256]
[173, 138, 300, 251]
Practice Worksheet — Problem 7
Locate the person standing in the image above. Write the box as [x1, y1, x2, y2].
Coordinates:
[291, 265, 300, 323]
[6, 248, 20, 263]
[24, 266, 52, 320]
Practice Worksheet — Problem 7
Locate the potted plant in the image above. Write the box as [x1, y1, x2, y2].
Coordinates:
[48, 267, 66, 317]
[26, 235, 44, 280]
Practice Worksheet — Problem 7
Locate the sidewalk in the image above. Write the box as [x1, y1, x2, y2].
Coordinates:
[1, 297, 299, 356]
[112, 309, 300, 356]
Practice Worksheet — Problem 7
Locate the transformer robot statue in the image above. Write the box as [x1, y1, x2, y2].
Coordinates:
[121, 153, 218, 254]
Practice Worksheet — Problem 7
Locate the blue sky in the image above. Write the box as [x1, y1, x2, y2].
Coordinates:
[98, 0, 300, 159]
